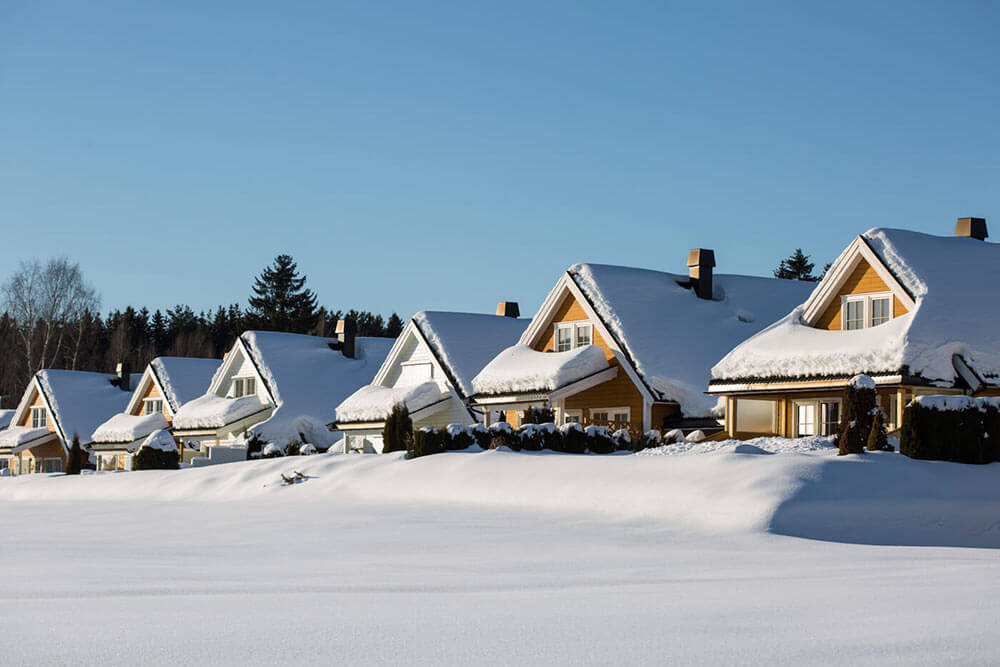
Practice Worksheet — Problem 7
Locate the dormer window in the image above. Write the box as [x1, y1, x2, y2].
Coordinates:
[554, 321, 593, 352]
[143, 398, 164, 415]
[232, 377, 256, 398]
[31, 406, 47, 429]
[842, 293, 893, 330]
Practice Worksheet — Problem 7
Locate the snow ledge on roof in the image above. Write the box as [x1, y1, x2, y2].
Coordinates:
[472, 345, 609, 395]
[335, 382, 444, 423]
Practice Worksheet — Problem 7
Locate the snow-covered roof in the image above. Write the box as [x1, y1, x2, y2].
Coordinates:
[91, 412, 169, 444]
[472, 345, 610, 395]
[22, 370, 140, 448]
[172, 394, 269, 430]
[138, 429, 178, 453]
[712, 228, 1000, 386]
[411, 311, 529, 398]
[565, 263, 814, 415]
[149, 357, 220, 412]
[0, 426, 51, 449]
[334, 381, 444, 423]
[0, 409, 13, 430]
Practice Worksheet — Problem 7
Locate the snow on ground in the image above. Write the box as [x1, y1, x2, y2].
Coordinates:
[2, 444, 1000, 664]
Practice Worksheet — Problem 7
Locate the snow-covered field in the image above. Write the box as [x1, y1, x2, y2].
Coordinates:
[2, 443, 1000, 665]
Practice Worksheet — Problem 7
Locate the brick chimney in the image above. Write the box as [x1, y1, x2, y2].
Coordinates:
[955, 217, 988, 241]
[335, 318, 356, 359]
[686, 249, 716, 300]
[115, 361, 131, 392]
[496, 302, 520, 318]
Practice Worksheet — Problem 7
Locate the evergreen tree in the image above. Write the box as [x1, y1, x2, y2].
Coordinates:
[382, 403, 413, 453]
[866, 410, 892, 452]
[65, 433, 83, 475]
[385, 313, 404, 338]
[774, 249, 819, 281]
[247, 255, 318, 333]
[838, 376, 877, 455]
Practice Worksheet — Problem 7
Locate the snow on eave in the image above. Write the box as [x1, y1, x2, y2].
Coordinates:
[471, 344, 610, 396]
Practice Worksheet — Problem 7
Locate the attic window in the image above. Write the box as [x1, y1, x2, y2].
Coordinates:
[842, 293, 893, 330]
[232, 377, 256, 398]
[554, 322, 593, 352]
[31, 406, 47, 429]
[143, 398, 164, 415]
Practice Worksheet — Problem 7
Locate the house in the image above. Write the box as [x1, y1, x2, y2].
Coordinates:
[469, 252, 813, 435]
[171, 323, 393, 462]
[0, 366, 141, 475]
[89, 357, 221, 470]
[708, 218, 1000, 439]
[331, 305, 529, 452]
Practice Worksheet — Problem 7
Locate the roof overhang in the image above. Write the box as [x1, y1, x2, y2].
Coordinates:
[708, 373, 910, 395]
[330, 396, 453, 430]
[11, 431, 60, 454]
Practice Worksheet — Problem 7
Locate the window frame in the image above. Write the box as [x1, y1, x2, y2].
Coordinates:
[143, 398, 164, 415]
[43, 458, 62, 473]
[232, 376, 257, 398]
[553, 321, 594, 352]
[793, 399, 842, 437]
[562, 409, 583, 425]
[841, 292, 894, 330]
[30, 406, 47, 429]
[589, 406, 631, 425]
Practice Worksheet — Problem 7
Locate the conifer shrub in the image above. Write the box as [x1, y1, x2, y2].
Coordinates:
[585, 425, 616, 454]
[443, 424, 475, 451]
[634, 429, 663, 452]
[611, 428, 632, 451]
[133, 443, 180, 470]
[382, 403, 413, 454]
[981, 402, 1000, 462]
[285, 439, 302, 457]
[900, 397, 991, 463]
[64, 433, 83, 475]
[245, 432, 266, 460]
[470, 424, 491, 449]
[558, 422, 587, 454]
[409, 428, 445, 458]
[521, 406, 555, 425]
[866, 411, 893, 452]
[838, 376, 878, 456]
[260, 443, 284, 459]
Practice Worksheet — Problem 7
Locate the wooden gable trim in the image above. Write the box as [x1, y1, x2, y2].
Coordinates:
[31, 375, 69, 452]
[802, 236, 916, 327]
[124, 366, 162, 417]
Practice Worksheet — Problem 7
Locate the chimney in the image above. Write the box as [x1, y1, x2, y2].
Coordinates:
[335, 318, 356, 359]
[115, 361, 131, 392]
[955, 217, 988, 241]
[686, 248, 716, 300]
[496, 301, 520, 318]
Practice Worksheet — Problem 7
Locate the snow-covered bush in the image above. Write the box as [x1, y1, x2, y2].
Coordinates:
[470, 423, 491, 450]
[612, 428, 631, 451]
[557, 422, 587, 454]
[838, 375, 878, 456]
[585, 425, 616, 454]
[245, 432, 266, 460]
[382, 402, 413, 454]
[444, 424, 475, 451]
[285, 439, 302, 457]
[260, 443, 284, 459]
[133, 431, 180, 470]
[409, 427, 445, 458]
[662, 429, 684, 444]
[900, 396, 993, 464]
[518, 422, 558, 451]
[300, 444, 318, 455]
[686, 430, 707, 443]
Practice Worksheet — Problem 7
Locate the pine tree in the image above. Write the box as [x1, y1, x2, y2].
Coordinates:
[382, 403, 413, 453]
[65, 433, 83, 475]
[774, 249, 819, 281]
[866, 410, 892, 452]
[385, 313, 404, 338]
[247, 255, 318, 333]
[838, 376, 877, 456]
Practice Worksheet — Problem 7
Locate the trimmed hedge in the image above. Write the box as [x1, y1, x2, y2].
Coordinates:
[838, 376, 878, 456]
[900, 396, 996, 464]
[405, 421, 639, 458]
[133, 444, 179, 470]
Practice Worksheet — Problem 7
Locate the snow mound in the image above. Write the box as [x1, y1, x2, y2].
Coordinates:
[92, 412, 169, 443]
[138, 429, 177, 453]
[173, 394, 268, 429]
[472, 344, 608, 394]
[638, 435, 837, 456]
[849, 374, 876, 390]
[334, 381, 443, 423]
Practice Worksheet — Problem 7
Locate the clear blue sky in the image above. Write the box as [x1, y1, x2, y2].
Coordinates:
[2, 1, 997, 319]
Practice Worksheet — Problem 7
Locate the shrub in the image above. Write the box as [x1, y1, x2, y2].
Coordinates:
[444, 424, 475, 451]
[558, 422, 587, 454]
[300, 444, 318, 455]
[838, 375, 878, 455]
[866, 411, 892, 452]
[585, 425, 615, 454]
[470, 424, 491, 449]
[662, 429, 684, 444]
[634, 429, 663, 452]
[64, 433, 83, 475]
[245, 432, 266, 460]
[285, 439, 302, 457]
[611, 428, 632, 451]
[522, 406, 555, 425]
[982, 402, 1000, 462]
[382, 402, 413, 454]
[133, 444, 179, 470]
[260, 443, 284, 459]
[409, 428, 445, 458]
[900, 396, 990, 464]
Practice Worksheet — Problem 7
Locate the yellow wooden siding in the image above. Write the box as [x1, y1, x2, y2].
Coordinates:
[816, 260, 908, 330]
[130, 380, 171, 423]
[16, 387, 56, 433]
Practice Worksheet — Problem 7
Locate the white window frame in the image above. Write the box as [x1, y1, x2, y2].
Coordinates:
[553, 321, 594, 352]
[30, 406, 47, 429]
[398, 361, 434, 384]
[143, 398, 164, 415]
[232, 377, 257, 398]
[841, 292, 894, 330]
[793, 399, 842, 437]
[589, 406, 631, 425]
[43, 458, 62, 473]
[562, 409, 583, 425]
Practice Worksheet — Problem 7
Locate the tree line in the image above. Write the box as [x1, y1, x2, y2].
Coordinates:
[0, 255, 402, 408]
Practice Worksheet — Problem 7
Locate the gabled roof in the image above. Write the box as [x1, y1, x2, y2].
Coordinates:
[179, 331, 394, 446]
[711, 228, 1000, 386]
[511, 263, 813, 416]
[146, 357, 220, 413]
[10, 370, 139, 450]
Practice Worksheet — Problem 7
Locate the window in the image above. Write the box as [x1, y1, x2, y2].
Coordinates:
[31, 407, 47, 429]
[0, 458, 8, 471]
[794, 399, 841, 437]
[399, 362, 433, 385]
[563, 409, 582, 424]
[734, 399, 777, 434]
[232, 377, 256, 398]
[554, 322, 594, 352]
[589, 407, 630, 425]
[43, 458, 62, 473]
[842, 293, 893, 330]
[143, 398, 164, 415]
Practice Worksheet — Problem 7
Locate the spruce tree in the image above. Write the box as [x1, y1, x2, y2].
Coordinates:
[65, 433, 83, 475]
[866, 410, 892, 451]
[774, 249, 819, 281]
[247, 255, 318, 333]
[382, 403, 413, 453]
[385, 313, 404, 338]
[838, 376, 877, 455]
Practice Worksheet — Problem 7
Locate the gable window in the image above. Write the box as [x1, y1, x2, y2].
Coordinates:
[232, 377, 256, 398]
[554, 322, 593, 352]
[31, 407, 47, 429]
[842, 293, 894, 330]
[399, 361, 433, 385]
[143, 398, 164, 415]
